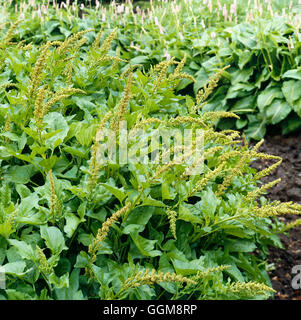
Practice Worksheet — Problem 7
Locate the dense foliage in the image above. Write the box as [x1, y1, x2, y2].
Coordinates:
[1, 0, 301, 139]
[0, 14, 301, 300]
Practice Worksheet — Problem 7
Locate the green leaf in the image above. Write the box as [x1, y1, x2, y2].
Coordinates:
[283, 68, 301, 80]
[178, 204, 203, 224]
[2, 261, 26, 276]
[73, 122, 97, 147]
[74, 251, 90, 268]
[55, 269, 84, 300]
[64, 212, 83, 238]
[99, 183, 127, 204]
[5, 289, 34, 300]
[225, 239, 257, 252]
[43, 112, 69, 150]
[257, 87, 283, 112]
[231, 95, 256, 113]
[266, 99, 291, 125]
[8, 239, 35, 260]
[130, 231, 162, 257]
[130, 55, 149, 65]
[40, 226, 67, 254]
[15, 185, 31, 199]
[282, 80, 301, 106]
[4, 165, 36, 184]
[122, 206, 154, 235]
[244, 121, 266, 140]
[172, 258, 205, 276]
[291, 99, 301, 118]
[49, 272, 69, 289]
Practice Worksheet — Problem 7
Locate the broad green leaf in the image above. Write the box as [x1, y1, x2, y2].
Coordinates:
[266, 99, 291, 125]
[282, 80, 301, 106]
[122, 207, 154, 234]
[4, 165, 36, 184]
[8, 239, 36, 260]
[2, 261, 26, 276]
[130, 231, 162, 257]
[64, 212, 83, 238]
[43, 112, 69, 150]
[225, 239, 257, 252]
[40, 226, 67, 254]
[282, 68, 301, 80]
[257, 87, 283, 112]
[178, 203, 203, 224]
[99, 183, 127, 203]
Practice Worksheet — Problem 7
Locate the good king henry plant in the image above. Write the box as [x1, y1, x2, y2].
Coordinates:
[0, 25, 300, 300]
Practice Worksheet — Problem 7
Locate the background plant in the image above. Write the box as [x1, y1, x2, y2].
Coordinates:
[1, 0, 301, 139]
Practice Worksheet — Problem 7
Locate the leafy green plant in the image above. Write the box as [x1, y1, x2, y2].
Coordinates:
[0, 26, 300, 300]
[1, 0, 301, 139]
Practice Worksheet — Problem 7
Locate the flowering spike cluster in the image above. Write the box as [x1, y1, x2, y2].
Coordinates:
[152, 57, 176, 91]
[3, 112, 11, 143]
[87, 144, 102, 193]
[3, 19, 23, 46]
[201, 111, 240, 122]
[99, 27, 118, 53]
[282, 219, 301, 232]
[93, 25, 104, 50]
[33, 86, 47, 126]
[122, 268, 196, 290]
[153, 161, 176, 180]
[29, 42, 51, 97]
[168, 54, 195, 86]
[217, 150, 250, 196]
[226, 281, 275, 297]
[73, 36, 88, 53]
[88, 202, 132, 265]
[193, 265, 230, 280]
[254, 201, 301, 218]
[37, 88, 85, 124]
[190, 163, 225, 197]
[166, 209, 177, 239]
[48, 169, 61, 222]
[57, 29, 93, 55]
[63, 62, 73, 85]
[112, 73, 133, 132]
[251, 152, 282, 180]
[36, 245, 52, 275]
[22, 42, 33, 51]
[246, 178, 281, 202]
[194, 65, 230, 113]
[29, 41, 54, 98]
[217, 150, 241, 162]
[251, 139, 265, 153]
[135, 115, 208, 130]
[111, 47, 121, 69]
[95, 110, 113, 142]
[168, 116, 207, 127]
[121, 64, 142, 79]
[0, 82, 18, 90]
[87, 110, 114, 193]
[203, 129, 238, 145]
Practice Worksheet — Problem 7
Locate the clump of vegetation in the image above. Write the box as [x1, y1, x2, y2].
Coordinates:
[1, 0, 301, 139]
[0, 24, 300, 300]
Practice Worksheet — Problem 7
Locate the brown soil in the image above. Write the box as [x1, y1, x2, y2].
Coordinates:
[250, 130, 301, 300]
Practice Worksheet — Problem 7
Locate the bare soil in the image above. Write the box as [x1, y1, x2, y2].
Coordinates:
[250, 130, 301, 300]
